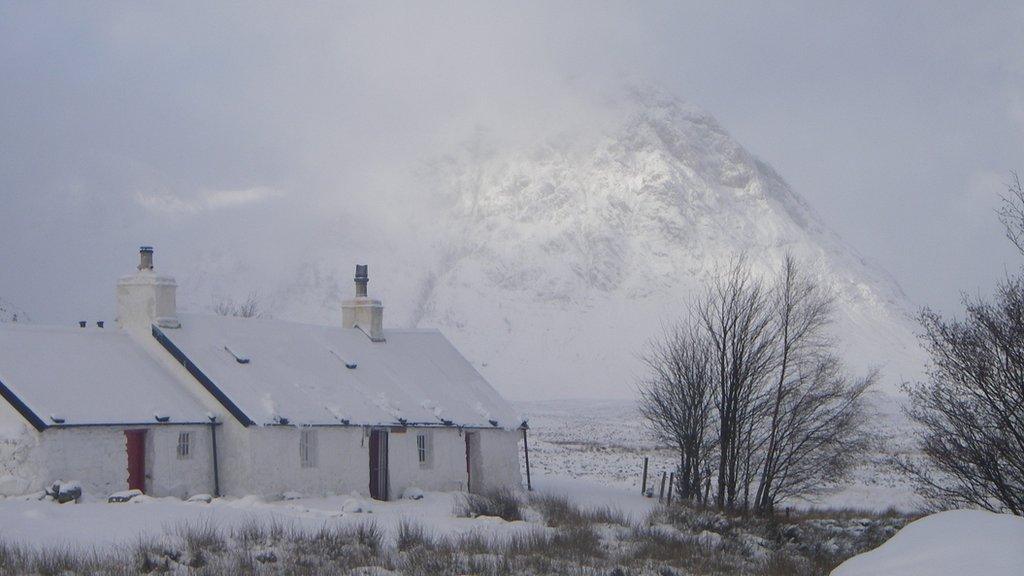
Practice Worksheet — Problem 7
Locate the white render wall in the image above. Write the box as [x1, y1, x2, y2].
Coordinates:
[0, 400, 40, 495]
[145, 426, 216, 498]
[230, 425, 522, 500]
[243, 426, 367, 496]
[0, 402, 216, 498]
[470, 429, 523, 494]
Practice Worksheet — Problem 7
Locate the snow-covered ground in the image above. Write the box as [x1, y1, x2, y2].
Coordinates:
[831, 510, 1024, 576]
[517, 392, 923, 512]
[0, 475, 654, 551]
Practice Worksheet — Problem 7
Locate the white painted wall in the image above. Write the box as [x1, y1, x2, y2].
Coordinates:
[470, 429, 523, 494]
[234, 425, 522, 500]
[0, 402, 216, 499]
[145, 426, 216, 498]
[244, 426, 368, 497]
[388, 428, 468, 497]
[0, 400, 40, 495]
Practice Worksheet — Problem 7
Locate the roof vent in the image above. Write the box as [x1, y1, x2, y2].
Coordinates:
[78, 321, 87, 328]
[96, 321, 104, 328]
[224, 346, 250, 364]
[327, 348, 356, 369]
[274, 416, 290, 425]
[49, 414, 65, 424]
[489, 419, 499, 427]
[154, 414, 170, 423]
[441, 419, 453, 427]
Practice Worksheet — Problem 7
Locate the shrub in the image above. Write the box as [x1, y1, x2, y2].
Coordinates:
[530, 492, 633, 528]
[455, 487, 523, 521]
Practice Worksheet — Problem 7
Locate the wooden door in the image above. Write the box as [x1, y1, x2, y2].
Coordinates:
[368, 430, 389, 501]
[464, 432, 474, 493]
[125, 430, 147, 492]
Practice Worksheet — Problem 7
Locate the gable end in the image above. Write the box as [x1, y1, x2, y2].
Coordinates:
[0, 376, 47, 431]
[152, 324, 254, 427]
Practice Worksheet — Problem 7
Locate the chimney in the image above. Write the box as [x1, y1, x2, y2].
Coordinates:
[78, 321, 87, 328]
[116, 246, 181, 332]
[138, 246, 154, 271]
[96, 321, 104, 328]
[342, 264, 384, 342]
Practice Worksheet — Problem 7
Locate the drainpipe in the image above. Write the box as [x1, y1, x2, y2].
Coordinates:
[209, 416, 220, 497]
[522, 424, 532, 492]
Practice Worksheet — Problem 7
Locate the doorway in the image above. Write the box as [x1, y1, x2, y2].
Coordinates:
[125, 429, 147, 492]
[368, 429, 389, 501]
[464, 431, 483, 493]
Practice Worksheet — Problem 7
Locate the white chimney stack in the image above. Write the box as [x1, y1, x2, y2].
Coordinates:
[342, 264, 384, 342]
[116, 246, 180, 332]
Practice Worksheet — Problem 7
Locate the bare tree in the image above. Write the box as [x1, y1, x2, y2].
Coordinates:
[638, 323, 717, 502]
[754, 256, 846, 512]
[997, 171, 1024, 255]
[696, 258, 777, 510]
[901, 283, 1024, 515]
[640, 256, 875, 514]
[213, 292, 263, 318]
[899, 172, 1024, 515]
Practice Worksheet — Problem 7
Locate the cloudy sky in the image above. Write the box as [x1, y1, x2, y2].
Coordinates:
[2, 1, 1023, 323]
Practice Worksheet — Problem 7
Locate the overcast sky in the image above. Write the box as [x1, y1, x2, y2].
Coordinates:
[2, 1, 1022, 322]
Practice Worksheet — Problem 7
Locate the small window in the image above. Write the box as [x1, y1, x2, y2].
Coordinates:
[300, 429, 318, 468]
[417, 433, 429, 467]
[177, 432, 191, 460]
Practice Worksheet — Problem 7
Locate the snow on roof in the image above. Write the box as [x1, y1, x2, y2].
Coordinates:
[0, 324, 213, 427]
[158, 313, 521, 428]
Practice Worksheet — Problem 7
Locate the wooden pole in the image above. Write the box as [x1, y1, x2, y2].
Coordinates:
[658, 471, 667, 502]
[522, 427, 532, 491]
[667, 472, 675, 506]
[641, 457, 649, 496]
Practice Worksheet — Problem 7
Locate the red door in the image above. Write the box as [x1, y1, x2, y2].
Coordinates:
[125, 430, 146, 492]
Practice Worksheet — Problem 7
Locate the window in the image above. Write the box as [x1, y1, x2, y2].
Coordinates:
[300, 429, 318, 468]
[176, 432, 191, 460]
[417, 432, 430, 467]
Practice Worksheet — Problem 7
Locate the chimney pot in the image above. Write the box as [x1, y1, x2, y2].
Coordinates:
[138, 246, 154, 271]
[354, 264, 368, 297]
[78, 321, 87, 328]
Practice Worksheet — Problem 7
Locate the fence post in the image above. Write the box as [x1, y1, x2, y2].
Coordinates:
[641, 457, 649, 496]
[658, 471, 667, 502]
[667, 472, 675, 506]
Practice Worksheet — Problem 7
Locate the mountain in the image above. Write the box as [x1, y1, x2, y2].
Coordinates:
[0, 298, 27, 323]
[177, 89, 926, 400]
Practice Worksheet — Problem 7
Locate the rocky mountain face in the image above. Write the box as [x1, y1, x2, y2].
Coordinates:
[0, 298, 27, 323]
[178, 91, 926, 399]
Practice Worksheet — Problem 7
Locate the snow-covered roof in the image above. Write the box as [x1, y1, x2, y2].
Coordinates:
[0, 324, 213, 429]
[155, 313, 522, 429]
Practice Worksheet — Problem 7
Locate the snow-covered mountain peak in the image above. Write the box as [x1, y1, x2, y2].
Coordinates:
[178, 90, 925, 399]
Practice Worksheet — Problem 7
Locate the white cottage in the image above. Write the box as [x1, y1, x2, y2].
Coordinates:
[0, 248, 525, 500]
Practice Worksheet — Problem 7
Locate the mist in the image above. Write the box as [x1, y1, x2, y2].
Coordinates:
[2, 1, 1022, 326]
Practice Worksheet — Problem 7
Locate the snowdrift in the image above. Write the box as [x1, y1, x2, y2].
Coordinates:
[831, 509, 1024, 576]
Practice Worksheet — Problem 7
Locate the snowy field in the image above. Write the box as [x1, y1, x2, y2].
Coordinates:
[516, 391, 922, 512]
[0, 476, 655, 550]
